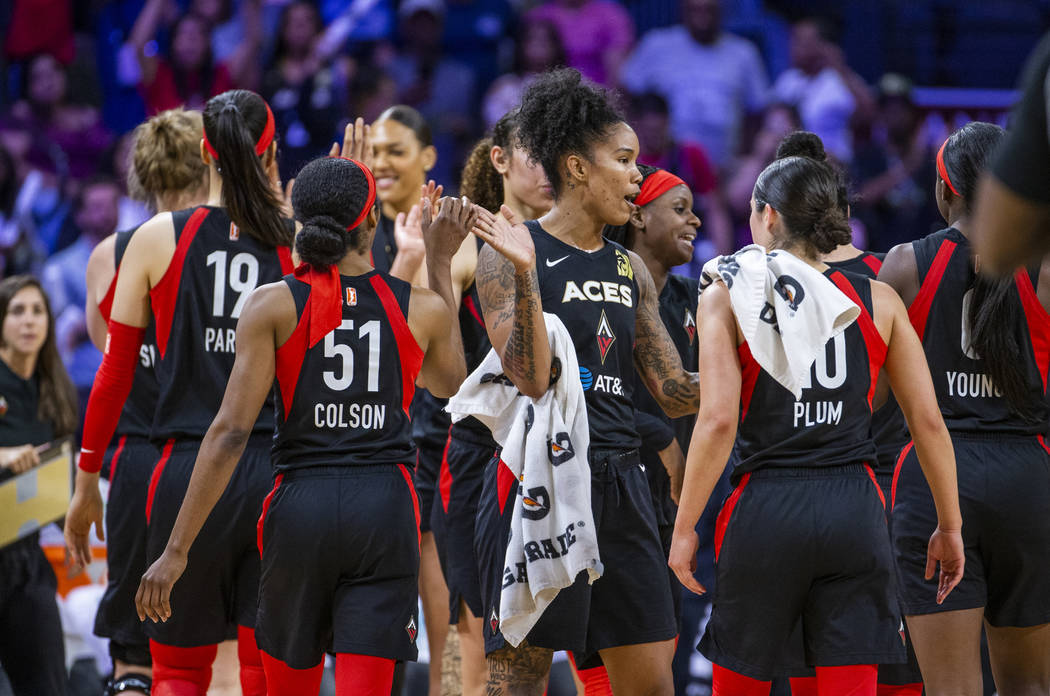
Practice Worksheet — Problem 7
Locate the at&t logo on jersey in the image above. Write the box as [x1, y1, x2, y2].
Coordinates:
[578, 365, 623, 395]
[596, 309, 616, 363]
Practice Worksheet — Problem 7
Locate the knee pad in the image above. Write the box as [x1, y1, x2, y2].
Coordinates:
[149, 641, 217, 696]
[260, 650, 324, 696]
[712, 664, 771, 696]
[335, 653, 396, 696]
[236, 627, 266, 696]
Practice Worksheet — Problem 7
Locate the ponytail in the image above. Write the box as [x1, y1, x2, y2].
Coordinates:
[967, 274, 1043, 422]
[202, 90, 291, 248]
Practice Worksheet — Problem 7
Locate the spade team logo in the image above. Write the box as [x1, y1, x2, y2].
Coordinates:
[683, 308, 696, 344]
[405, 616, 417, 643]
[596, 309, 616, 363]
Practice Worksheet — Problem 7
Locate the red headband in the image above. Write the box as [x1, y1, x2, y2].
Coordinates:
[634, 169, 688, 208]
[936, 139, 960, 197]
[203, 101, 276, 162]
[338, 157, 377, 231]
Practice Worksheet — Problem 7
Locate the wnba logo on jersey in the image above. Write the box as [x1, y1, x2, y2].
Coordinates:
[228, 223, 239, 241]
[345, 287, 357, 306]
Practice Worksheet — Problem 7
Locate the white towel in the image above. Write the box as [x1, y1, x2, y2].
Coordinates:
[699, 245, 860, 398]
[446, 313, 602, 647]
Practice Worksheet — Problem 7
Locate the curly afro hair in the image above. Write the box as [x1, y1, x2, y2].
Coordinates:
[515, 68, 624, 199]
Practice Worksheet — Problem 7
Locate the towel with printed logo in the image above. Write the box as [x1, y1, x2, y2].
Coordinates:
[699, 245, 860, 398]
[446, 312, 601, 647]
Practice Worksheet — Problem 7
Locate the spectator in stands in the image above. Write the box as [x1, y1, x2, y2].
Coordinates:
[620, 0, 767, 169]
[851, 73, 939, 250]
[770, 16, 875, 162]
[389, 0, 477, 186]
[123, 0, 261, 114]
[0, 127, 64, 263]
[3, 0, 74, 65]
[630, 92, 732, 258]
[40, 177, 120, 406]
[482, 18, 566, 129]
[262, 0, 348, 179]
[526, 0, 634, 86]
[190, 0, 247, 64]
[0, 143, 45, 277]
[3, 53, 114, 183]
[443, 0, 516, 91]
[725, 101, 800, 241]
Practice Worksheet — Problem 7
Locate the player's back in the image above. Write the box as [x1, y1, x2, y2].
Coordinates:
[149, 206, 294, 441]
[271, 269, 423, 471]
[911, 227, 1050, 435]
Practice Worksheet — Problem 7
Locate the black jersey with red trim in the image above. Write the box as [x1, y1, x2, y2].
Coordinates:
[909, 227, 1050, 435]
[826, 251, 910, 472]
[733, 270, 884, 482]
[271, 270, 423, 471]
[632, 273, 699, 451]
[148, 206, 294, 441]
[825, 250, 885, 278]
[453, 273, 497, 442]
[527, 220, 641, 450]
[97, 227, 159, 440]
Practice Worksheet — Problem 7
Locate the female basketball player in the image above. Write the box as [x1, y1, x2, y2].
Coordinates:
[668, 150, 964, 695]
[880, 122, 1050, 696]
[371, 103, 453, 693]
[471, 68, 700, 696]
[67, 89, 297, 696]
[432, 110, 553, 696]
[135, 155, 474, 696]
[69, 107, 208, 696]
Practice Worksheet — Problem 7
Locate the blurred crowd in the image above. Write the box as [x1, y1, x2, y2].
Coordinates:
[0, 0, 1044, 411]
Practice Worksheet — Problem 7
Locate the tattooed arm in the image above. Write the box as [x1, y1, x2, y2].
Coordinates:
[630, 250, 700, 417]
[473, 207, 551, 399]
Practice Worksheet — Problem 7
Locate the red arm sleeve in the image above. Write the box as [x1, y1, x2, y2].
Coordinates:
[78, 319, 145, 473]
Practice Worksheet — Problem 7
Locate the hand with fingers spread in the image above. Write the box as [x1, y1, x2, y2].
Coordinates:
[422, 196, 477, 263]
[329, 117, 373, 168]
[472, 204, 536, 273]
[926, 526, 965, 604]
[421, 179, 444, 211]
[64, 467, 105, 572]
[394, 202, 426, 262]
[135, 548, 188, 624]
[668, 527, 706, 596]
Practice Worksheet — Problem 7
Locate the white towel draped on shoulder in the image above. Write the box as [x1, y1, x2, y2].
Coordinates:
[699, 245, 860, 398]
[446, 312, 601, 647]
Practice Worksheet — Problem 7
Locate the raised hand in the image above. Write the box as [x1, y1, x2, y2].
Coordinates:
[422, 180, 444, 211]
[329, 117, 372, 168]
[394, 202, 426, 262]
[472, 204, 536, 273]
[423, 196, 477, 262]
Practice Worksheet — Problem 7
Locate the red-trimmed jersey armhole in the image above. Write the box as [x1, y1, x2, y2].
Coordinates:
[274, 312, 310, 421]
[98, 274, 117, 323]
[829, 271, 887, 410]
[277, 246, 294, 275]
[1015, 269, 1050, 393]
[738, 342, 760, 422]
[862, 253, 883, 275]
[148, 208, 210, 358]
[370, 275, 424, 416]
[907, 240, 957, 342]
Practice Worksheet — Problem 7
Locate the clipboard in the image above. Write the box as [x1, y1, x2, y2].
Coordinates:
[0, 437, 73, 548]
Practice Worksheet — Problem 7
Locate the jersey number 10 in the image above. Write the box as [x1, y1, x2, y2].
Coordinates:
[324, 319, 381, 392]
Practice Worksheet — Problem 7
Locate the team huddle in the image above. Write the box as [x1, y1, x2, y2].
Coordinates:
[60, 67, 1050, 696]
